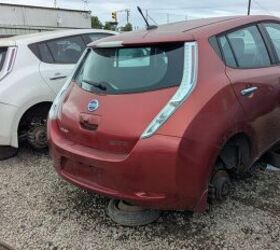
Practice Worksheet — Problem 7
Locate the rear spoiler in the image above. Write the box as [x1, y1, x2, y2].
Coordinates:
[0, 40, 16, 47]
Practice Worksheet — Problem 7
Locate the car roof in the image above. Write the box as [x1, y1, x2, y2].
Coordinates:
[91, 15, 280, 47]
[0, 29, 117, 47]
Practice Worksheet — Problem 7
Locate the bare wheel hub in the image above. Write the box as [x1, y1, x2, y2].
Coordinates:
[211, 170, 231, 201]
[27, 121, 47, 150]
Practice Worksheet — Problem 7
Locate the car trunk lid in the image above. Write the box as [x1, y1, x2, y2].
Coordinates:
[58, 84, 177, 154]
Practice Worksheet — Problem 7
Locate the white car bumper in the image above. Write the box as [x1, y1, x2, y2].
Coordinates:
[0, 102, 18, 147]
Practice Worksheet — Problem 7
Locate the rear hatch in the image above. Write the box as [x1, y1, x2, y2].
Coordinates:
[58, 43, 185, 154]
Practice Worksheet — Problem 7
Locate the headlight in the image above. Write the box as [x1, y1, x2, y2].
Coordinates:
[141, 42, 198, 139]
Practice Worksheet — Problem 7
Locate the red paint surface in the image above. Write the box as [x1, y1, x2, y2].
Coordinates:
[48, 15, 280, 212]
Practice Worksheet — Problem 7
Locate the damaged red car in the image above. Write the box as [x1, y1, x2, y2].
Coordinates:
[48, 15, 280, 212]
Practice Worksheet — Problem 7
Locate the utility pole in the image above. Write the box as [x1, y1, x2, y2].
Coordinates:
[82, 0, 88, 11]
[247, 0, 252, 15]
[126, 9, 130, 25]
[113, 9, 130, 25]
[54, 0, 57, 8]
[166, 13, 170, 24]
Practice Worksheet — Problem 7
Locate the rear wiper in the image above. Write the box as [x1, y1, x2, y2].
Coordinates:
[82, 79, 107, 91]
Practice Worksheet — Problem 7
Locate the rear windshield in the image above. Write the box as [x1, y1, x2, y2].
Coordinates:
[74, 43, 184, 94]
[0, 47, 7, 72]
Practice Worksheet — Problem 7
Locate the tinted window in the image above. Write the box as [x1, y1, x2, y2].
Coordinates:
[38, 43, 53, 63]
[84, 33, 113, 44]
[47, 36, 86, 64]
[116, 48, 153, 67]
[74, 44, 184, 94]
[227, 26, 270, 68]
[263, 23, 280, 60]
[0, 47, 7, 71]
[209, 36, 223, 60]
[218, 36, 237, 67]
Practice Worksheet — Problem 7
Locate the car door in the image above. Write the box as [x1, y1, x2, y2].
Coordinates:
[219, 25, 280, 153]
[39, 35, 86, 95]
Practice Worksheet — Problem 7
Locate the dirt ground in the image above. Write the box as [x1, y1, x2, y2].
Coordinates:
[1, 147, 280, 250]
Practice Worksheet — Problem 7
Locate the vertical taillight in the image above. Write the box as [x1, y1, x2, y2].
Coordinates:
[141, 42, 198, 139]
[0, 47, 17, 81]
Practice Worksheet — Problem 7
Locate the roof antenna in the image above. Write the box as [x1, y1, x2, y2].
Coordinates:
[137, 6, 158, 30]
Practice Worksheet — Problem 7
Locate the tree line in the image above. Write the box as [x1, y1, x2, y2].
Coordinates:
[91, 16, 133, 31]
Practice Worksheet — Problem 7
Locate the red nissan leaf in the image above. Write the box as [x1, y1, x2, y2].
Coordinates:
[48, 15, 280, 212]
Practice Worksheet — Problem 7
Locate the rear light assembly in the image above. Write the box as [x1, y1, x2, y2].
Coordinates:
[48, 49, 89, 120]
[0, 47, 17, 81]
[141, 42, 198, 139]
[48, 78, 73, 120]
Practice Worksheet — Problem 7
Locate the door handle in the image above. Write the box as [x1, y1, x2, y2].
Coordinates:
[240, 86, 258, 96]
[49, 74, 67, 81]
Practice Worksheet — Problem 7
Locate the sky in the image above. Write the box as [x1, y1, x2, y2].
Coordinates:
[1, 0, 280, 28]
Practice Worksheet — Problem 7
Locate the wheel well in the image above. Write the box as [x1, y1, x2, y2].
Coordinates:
[18, 102, 52, 132]
[218, 133, 251, 173]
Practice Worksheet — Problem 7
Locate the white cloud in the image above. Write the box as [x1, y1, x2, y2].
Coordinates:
[1, 0, 280, 27]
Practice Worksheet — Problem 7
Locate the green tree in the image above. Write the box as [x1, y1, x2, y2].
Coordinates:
[104, 21, 115, 31]
[120, 23, 133, 32]
[91, 16, 103, 29]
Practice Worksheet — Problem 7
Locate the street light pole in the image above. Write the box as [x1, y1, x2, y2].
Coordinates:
[247, 0, 252, 15]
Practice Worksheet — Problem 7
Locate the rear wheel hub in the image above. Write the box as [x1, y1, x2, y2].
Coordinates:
[27, 124, 47, 150]
[210, 170, 231, 201]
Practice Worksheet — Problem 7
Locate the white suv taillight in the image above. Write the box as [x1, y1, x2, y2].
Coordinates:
[0, 47, 17, 81]
[141, 42, 198, 139]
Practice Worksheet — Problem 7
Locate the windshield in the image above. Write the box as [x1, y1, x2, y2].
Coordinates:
[0, 47, 7, 72]
[74, 43, 184, 94]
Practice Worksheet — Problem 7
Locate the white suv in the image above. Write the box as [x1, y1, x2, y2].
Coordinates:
[0, 29, 116, 159]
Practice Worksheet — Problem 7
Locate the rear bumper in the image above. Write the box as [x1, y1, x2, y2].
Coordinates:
[48, 119, 209, 211]
[0, 102, 18, 147]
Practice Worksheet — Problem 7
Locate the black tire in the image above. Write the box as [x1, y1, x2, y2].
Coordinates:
[0, 241, 14, 250]
[107, 199, 161, 226]
[0, 146, 18, 161]
[263, 150, 280, 168]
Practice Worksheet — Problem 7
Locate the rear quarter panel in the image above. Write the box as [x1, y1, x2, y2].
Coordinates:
[157, 38, 252, 210]
[0, 44, 54, 147]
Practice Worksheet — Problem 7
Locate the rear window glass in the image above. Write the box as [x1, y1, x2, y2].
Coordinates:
[0, 47, 7, 72]
[83, 33, 113, 44]
[74, 43, 184, 94]
[263, 23, 280, 60]
[47, 36, 86, 64]
[218, 36, 237, 67]
[38, 43, 54, 63]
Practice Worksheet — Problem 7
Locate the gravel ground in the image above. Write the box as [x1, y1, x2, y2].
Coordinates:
[1, 148, 280, 250]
